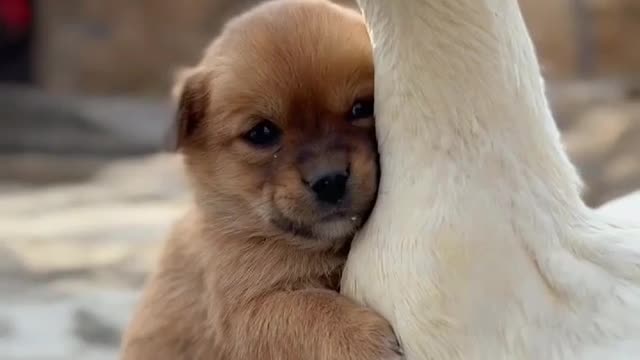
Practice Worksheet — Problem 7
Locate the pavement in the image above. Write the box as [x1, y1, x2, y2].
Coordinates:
[0, 154, 189, 360]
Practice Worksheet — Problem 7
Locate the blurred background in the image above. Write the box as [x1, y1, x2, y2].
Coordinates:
[0, 0, 638, 358]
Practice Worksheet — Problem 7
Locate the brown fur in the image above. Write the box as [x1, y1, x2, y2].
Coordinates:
[121, 1, 400, 359]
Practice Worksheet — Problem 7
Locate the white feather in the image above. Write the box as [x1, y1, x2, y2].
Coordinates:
[342, 1, 640, 359]
[599, 191, 640, 222]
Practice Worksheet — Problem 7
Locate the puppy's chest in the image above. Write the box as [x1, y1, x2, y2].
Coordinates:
[321, 264, 344, 291]
[284, 246, 348, 291]
[286, 260, 344, 291]
[318, 250, 349, 291]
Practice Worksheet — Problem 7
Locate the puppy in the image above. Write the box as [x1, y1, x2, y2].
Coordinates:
[120, 1, 401, 359]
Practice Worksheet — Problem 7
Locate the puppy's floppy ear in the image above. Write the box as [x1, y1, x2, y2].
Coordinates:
[171, 67, 210, 150]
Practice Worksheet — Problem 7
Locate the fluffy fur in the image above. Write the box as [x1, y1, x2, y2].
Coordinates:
[121, 1, 402, 359]
[342, 0, 640, 359]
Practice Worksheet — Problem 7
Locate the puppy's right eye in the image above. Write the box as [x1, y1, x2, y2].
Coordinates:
[349, 98, 374, 120]
[243, 120, 281, 147]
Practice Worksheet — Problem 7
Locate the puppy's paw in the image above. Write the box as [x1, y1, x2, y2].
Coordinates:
[342, 309, 404, 360]
[385, 335, 404, 360]
[379, 330, 404, 360]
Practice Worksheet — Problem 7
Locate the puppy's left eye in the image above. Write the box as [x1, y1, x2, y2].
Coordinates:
[349, 98, 374, 121]
[243, 120, 282, 147]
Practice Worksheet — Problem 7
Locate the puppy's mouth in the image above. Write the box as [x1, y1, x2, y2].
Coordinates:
[269, 207, 362, 242]
[320, 210, 348, 222]
[269, 210, 315, 239]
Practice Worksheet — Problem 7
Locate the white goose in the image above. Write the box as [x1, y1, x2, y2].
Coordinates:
[341, 1, 640, 359]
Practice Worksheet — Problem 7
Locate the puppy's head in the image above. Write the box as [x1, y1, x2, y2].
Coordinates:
[174, 0, 377, 247]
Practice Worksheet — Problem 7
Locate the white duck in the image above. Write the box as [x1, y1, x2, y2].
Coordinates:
[341, 0, 640, 359]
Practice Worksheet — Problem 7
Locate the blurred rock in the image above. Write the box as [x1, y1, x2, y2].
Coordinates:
[0, 288, 138, 360]
[550, 78, 640, 206]
[0, 154, 107, 186]
[36, 0, 243, 96]
[520, 0, 640, 78]
[519, 0, 577, 78]
[563, 101, 640, 206]
[0, 154, 187, 278]
[0, 85, 174, 155]
[35, 0, 354, 96]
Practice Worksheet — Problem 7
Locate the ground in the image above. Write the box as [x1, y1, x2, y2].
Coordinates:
[0, 154, 188, 359]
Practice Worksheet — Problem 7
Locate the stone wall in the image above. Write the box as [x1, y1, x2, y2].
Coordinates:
[34, 0, 640, 96]
[521, 0, 640, 78]
[34, 0, 353, 96]
[35, 0, 256, 96]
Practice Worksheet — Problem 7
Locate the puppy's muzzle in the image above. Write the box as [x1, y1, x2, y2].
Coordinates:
[298, 139, 351, 206]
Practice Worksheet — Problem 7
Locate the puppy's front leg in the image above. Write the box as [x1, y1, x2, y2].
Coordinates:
[227, 288, 402, 360]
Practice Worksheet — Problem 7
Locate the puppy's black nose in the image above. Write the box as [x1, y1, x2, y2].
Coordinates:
[310, 171, 349, 205]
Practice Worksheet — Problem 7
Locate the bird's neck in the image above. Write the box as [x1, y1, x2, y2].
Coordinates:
[354, 0, 593, 314]
[358, 0, 584, 211]
[345, 2, 640, 357]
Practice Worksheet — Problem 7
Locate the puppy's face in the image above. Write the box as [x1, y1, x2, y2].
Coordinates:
[176, 0, 377, 247]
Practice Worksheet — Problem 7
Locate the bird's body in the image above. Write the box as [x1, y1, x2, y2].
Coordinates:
[341, 1, 640, 359]
[600, 191, 640, 222]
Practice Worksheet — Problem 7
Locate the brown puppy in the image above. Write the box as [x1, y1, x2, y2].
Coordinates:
[121, 1, 401, 359]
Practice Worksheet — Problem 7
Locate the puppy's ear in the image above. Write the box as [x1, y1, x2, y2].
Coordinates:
[171, 67, 210, 150]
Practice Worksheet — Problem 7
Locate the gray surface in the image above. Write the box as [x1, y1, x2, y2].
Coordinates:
[0, 154, 189, 360]
[0, 86, 175, 155]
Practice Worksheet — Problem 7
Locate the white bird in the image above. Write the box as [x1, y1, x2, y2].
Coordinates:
[341, 1, 640, 359]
